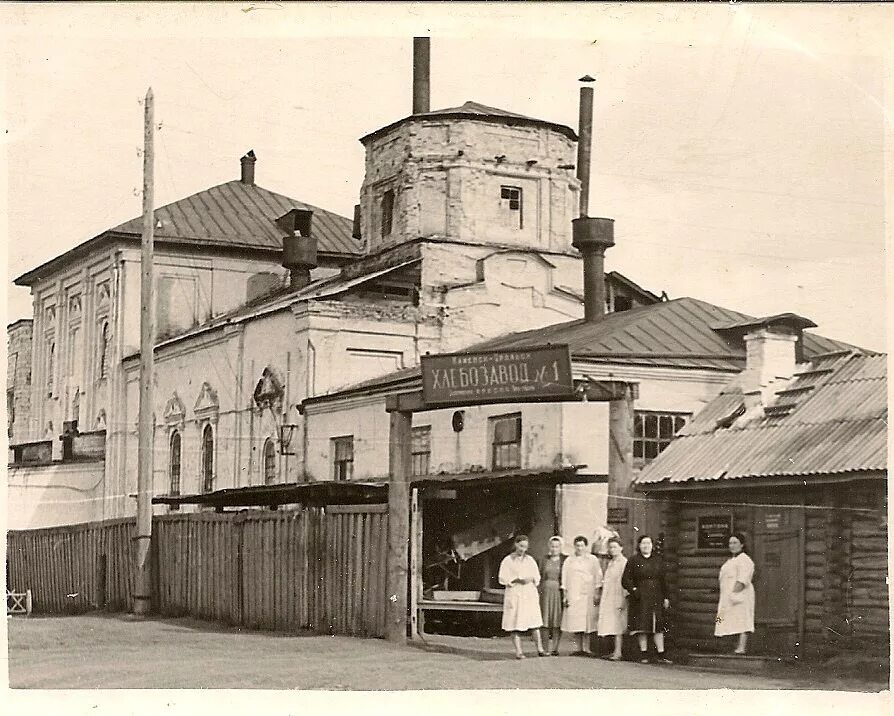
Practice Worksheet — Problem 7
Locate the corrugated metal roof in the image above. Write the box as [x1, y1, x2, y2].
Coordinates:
[111, 180, 357, 255]
[637, 352, 887, 485]
[302, 298, 864, 403]
[360, 100, 578, 144]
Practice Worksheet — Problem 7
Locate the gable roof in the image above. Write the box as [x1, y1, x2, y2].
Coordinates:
[360, 100, 578, 144]
[15, 181, 357, 286]
[636, 351, 887, 486]
[302, 297, 863, 404]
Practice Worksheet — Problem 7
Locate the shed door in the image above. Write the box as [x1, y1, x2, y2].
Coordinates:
[753, 507, 803, 656]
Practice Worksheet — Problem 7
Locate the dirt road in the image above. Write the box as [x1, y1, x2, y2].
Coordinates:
[5, 614, 887, 691]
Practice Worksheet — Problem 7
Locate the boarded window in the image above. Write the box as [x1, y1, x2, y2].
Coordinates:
[500, 186, 523, 229]
[169, 431, 182, 511]
[157, 276, 197, 338]
[201, 424, 214, 493]
[380, 189, 395, 237]
[411, 426, 431, 476]
[264, 438, 277, 485]
[490, 413, 522, 469]
[634, 411, 689, 462]
[332, 436, 354, 481]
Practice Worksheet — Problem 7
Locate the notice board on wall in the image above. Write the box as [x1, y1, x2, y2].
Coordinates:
[697, 514, 732, 549]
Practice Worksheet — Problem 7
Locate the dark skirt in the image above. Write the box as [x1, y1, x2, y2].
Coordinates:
[539, 580, 563, 628]
[627, 578, 668, 634]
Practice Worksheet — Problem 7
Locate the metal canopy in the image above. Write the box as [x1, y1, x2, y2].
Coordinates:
[151, 466, 603, 509]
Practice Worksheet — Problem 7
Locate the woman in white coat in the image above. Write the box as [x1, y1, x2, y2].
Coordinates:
[499, 534, 547, 659]
[714, 532, 756, 654]
[561, 535, 603, 655]
[597, 537, 629, 660]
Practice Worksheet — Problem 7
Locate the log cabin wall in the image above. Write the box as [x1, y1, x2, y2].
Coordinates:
[653, 476, 888, 660]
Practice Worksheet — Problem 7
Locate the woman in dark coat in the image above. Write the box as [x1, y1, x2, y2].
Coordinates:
[621, 535, 672, 664]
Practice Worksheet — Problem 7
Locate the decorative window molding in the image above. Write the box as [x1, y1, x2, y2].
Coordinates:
[252, 366, 284, 413]
[163, 392, 187, 428]
[193, 381, 219, 424]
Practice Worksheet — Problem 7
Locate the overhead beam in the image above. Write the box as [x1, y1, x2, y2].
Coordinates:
[385, 380, 637, 413]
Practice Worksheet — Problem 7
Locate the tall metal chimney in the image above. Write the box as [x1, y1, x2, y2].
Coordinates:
[571, 76, 615, 322]
[413, 37, 431, 115]
[240, 150, 256, 185]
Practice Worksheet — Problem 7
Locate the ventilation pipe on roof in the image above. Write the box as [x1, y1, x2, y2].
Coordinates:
[571, 76, 615, 322]
[413, 37, 431, 115]
[240, 150, 257, 185]
[278, 209, 317, 290]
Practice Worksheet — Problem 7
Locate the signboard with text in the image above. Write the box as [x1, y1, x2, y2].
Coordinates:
[420, 344, 574, 408]
[697, 514, 733, 550]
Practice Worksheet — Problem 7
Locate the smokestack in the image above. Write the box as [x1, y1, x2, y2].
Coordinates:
[576, 76, 595, 217]
[240, 150, 257, 185]
[413, 37, 431, 115]
[277, 209, 317, 290]
[571, 76, 614, 322]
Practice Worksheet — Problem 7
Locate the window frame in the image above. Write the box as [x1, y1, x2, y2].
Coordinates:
[411, 425, 431, 477]
[489, 412, 522, 470]
[263, 437, 278, 485]
[97, 319, 111, 381]
[633, 410, 690, 465]
[201, 423, 215, 494]
[332, 435, 354, 482]
[169, 430, 182, 511]
[380, 188, 395, 238]
[499, 185, 523, 229]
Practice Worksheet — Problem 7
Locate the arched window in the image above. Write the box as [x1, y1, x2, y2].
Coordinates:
[201, 424, 214, 493]
[98, 321, 110, 379]
[263, 438, 277, 485]
[169, 431, 182, 511]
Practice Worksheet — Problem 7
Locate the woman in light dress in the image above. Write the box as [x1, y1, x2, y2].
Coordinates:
[561, 535, 603, 655]
[538, 536, 567, 656]
[498, 534, 547, 659]
[714, 532, 756, 654]
[597, 536, 629, 660]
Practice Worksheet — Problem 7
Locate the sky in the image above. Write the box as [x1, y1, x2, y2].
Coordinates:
[2, 3, 891, 352]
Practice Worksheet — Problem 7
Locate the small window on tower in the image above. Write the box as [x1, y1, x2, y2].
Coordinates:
[500, 186, 523, 229]
[381, 189, 395, 238]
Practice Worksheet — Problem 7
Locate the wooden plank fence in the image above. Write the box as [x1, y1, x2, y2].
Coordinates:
[6, 505, 388, 638]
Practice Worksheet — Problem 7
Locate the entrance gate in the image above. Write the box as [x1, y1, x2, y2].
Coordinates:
[382, 344, 638, 643]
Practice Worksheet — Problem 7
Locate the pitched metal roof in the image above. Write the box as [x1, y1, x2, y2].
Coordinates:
[15, 181, 357, 286]
[111, 180, 356, 254]
[636, 352, 887, 486]
[302, 298, 864, 403]
[471, 298, 856, 370]
[360, 100, 578, 144]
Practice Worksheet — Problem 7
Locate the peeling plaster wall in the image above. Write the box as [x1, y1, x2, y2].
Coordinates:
[360, 118, 580, 255]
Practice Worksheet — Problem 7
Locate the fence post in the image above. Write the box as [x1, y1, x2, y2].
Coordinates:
[25, 589, 33, 615]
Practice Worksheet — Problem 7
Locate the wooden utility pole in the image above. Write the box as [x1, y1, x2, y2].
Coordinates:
[133, 87, 155, 615]
[385, 406, 413, 643]
[607, 385, 635, 549]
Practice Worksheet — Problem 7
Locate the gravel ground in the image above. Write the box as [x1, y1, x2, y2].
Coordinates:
[5, 613, 889, 692]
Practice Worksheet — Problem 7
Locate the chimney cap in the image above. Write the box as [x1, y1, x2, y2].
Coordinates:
[579, 75, 596, 83]
[712, 312, 817, 337]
